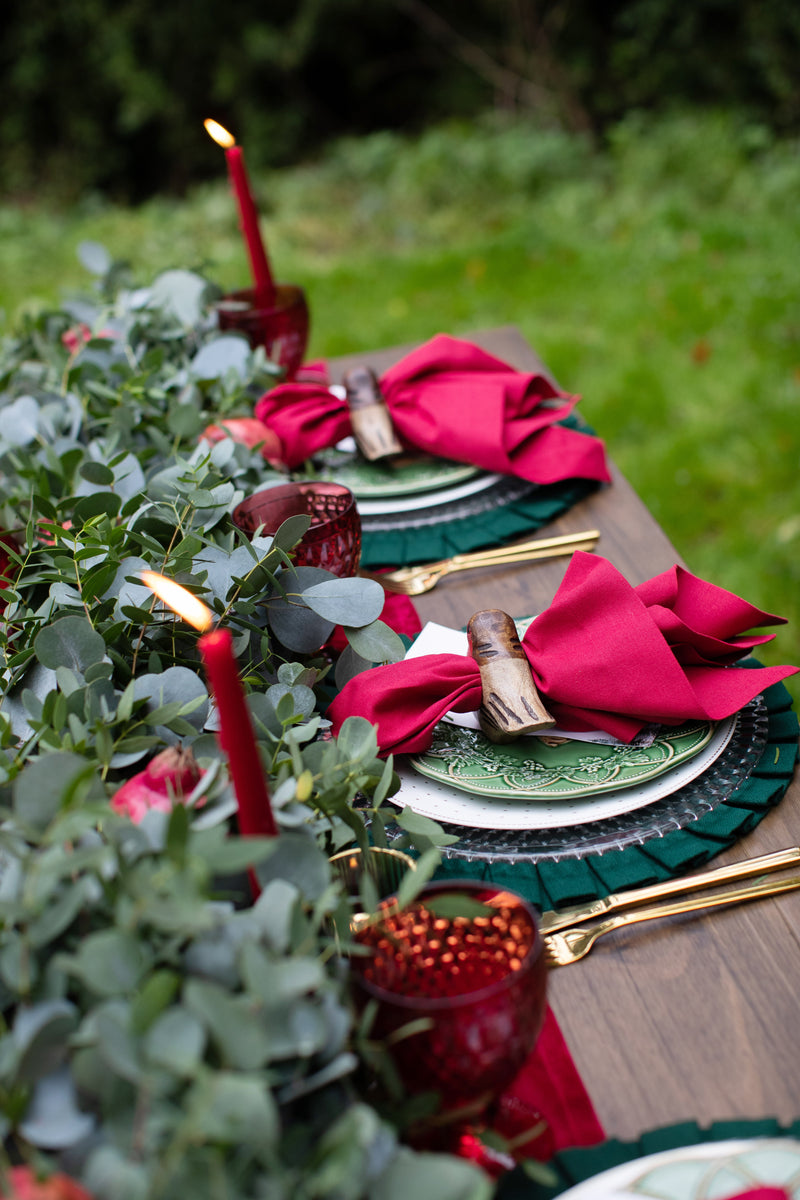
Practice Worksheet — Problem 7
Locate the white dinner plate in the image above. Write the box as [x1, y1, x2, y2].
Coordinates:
[355, 469, 504, 515]
[393, 713, 737, 830]
[557, 1137, 800, 1199]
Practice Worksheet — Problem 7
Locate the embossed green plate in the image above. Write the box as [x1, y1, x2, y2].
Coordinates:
[317, 442, 483, 500]
[411, 720, 715, 801]
[558, 1138, 800, 1200]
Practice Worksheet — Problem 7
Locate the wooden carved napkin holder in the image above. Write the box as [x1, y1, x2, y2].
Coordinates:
[467, 609, 555, 743]
[343, 365, 403, 461]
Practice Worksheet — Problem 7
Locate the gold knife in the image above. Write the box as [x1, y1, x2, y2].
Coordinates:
[538, 846, 800, 935]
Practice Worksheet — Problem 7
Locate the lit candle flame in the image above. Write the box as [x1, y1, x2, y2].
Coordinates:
[204, 118, 236, 149]
[141, 571, 214, 633]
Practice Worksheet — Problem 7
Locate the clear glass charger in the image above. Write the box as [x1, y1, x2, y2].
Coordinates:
[386, 696, 768, 864]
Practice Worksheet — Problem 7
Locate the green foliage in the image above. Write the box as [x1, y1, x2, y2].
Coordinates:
[0, 253, 482, 1196]
[0, 790, 488, 1199]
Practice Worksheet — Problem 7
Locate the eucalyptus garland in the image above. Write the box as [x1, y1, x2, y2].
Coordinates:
[0, 249, 488, 1200]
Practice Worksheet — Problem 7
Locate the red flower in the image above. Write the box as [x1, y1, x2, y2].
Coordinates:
[0, 1166, 93, 1200]
[111, 745, 206, 824]
[200, 417, 284, 469]
[61, 325, 115, 355]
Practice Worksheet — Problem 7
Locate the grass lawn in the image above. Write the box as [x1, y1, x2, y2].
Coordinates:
[2, 108, 798, 699]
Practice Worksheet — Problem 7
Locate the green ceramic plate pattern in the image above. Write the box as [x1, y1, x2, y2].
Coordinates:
[558, 1137, 800, 1199]
[320, 448, 481, 498]
[411, 719, 715, 801]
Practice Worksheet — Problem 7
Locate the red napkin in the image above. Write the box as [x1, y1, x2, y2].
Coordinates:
[328, 552, 798, 751]
[254, 334, 611, 485]
[722, 1193, 791, 1200]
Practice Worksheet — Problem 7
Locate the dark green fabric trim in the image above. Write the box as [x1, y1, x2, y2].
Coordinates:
[496, 1118, 800, 1198]
[433, 673, 799, 910]
[361, 478, 599, 567]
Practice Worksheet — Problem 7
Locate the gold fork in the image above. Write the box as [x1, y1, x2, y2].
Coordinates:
[543, 871, 800, 968]
[359, 530, 600, 596]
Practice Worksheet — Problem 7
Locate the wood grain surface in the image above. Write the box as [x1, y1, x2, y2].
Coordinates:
[329, 328, 800, 1140]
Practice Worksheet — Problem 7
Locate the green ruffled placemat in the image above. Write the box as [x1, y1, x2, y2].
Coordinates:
[495, 1117, 800, 1198]
[359, 413, 600, 567]
[432, 670, 799, 910]
[360, 476, 597, 568]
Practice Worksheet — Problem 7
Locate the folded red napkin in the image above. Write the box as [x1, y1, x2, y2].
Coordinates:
[254, 334, 611, 485]
[328, 552, 798, 750]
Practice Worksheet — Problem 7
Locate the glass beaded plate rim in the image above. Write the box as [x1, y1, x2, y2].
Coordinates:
[387, 695, 768, 864]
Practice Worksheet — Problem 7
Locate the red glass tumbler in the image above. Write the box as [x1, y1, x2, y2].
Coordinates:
[232, 481, 361, 578]
[351, 881, 547, 1111]
[217, 283, 309, 380]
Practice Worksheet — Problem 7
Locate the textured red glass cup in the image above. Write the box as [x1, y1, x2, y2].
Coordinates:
[351, 881, 547, 1107]
[217, 283, 309, 380]
[232, 481, 361, 577]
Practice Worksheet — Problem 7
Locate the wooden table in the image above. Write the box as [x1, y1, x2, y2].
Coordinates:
[330, 328, 800, 1142]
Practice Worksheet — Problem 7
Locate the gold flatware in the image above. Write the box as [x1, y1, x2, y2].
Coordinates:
[359, 530, 600, 596]
[543, 871, 800, 968]
[539, 846, 800, 936]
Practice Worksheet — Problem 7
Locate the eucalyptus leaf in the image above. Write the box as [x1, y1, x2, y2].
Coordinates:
[343, 619, 405, 664]
[133, 667, 209, 742]
[239, 943, 326, 1003]
[335, 716, 379, 763]
[34, 615, 106, 674]
[266, 566, 336, 652]
[190, 335, 251, 382]
[13, 999, 78, 1083]
[3, 663, 58, 741]
[18, 1065, 96, 1149]
[271, 513, 312, 551]
[254, 832, 331, 902]
[150, 268, 210, 326]
[301, 577, 385, 626]
[0, 395, 41, 446]
[78, 240, 112, 275]
[79, 461, 115, 486]
[183, 980, 271, 1069]
[65, 930, 153, 997]
[371, 1147, 493, 1200]
[13, 752, 105, 830]
[73, 491, 122, 523]
[144, 1007, 206, 1076]
[334, 643, 372, 689]
[183, 1071, 279, 1148]
[84, 1143, 150, 1200]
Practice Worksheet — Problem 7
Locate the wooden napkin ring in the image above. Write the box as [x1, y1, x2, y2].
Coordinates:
[468, 609, 555, 743]
[343, 365, 403, 461]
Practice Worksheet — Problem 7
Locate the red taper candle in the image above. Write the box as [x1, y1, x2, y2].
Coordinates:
[141, 572, 277, 841]
[204, 118, 276, 305]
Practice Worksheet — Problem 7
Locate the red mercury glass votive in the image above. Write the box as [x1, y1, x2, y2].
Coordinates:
[217, 283, 310, 380]
[351, 881, 547, 1109]
[232, 481, 361, 578]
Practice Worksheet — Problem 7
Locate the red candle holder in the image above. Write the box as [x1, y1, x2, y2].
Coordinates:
[232, 481, 361, 578]
[217, 283, 309, 381]
[351, 881, 547, 1111]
